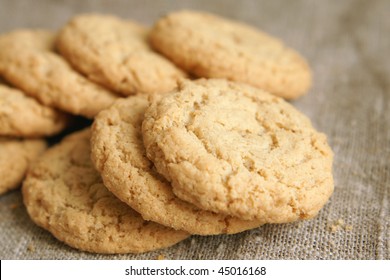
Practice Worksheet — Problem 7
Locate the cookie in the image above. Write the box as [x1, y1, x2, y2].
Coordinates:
[150, 10, 311, 99]
[142, 79, 334, 221]
[56, 14, 186, 96]
[0, 30, 119, 118]
[0, 137, 46, 195]
[91, 96, 264, 235]
[22, 129, 189, 254]
[0, 84, 69, 137]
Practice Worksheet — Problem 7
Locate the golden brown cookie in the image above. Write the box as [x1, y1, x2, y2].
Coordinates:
[22, 129, 189, 254]
[0, 137, 46, 195]
[150, 10, 311, 99]
[0, 84, 69, 137]
[91, 96, 264, 235]
[142, 79, 334, 221]
[0, 30, 119, 118]
[56, 14, 186, 96]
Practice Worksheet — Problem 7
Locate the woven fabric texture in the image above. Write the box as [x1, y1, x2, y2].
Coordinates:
[0, 0, 388, 259]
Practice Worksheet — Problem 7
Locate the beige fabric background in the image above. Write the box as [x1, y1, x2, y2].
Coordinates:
[0, 0, 389, 260]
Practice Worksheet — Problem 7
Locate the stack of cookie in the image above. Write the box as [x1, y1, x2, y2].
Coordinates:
[0, 82, 68, 196]
[0, 11, 334, 254]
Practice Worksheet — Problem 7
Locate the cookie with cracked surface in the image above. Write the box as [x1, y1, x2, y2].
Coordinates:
[150, 10, 311, 99]
[0, 137, 46, 195]
[91, 96, 264, 235]
[0, 30, 119, 118]
[56, 14, 186, 96]
[0, 84, 69, 137]
[22, 129, 189, 254]
[142, 79, 334, 222]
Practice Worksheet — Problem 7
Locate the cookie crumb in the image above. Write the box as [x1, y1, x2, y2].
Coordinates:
[329, 224, 339, 233]
[157, 254, 165, 260]
[254, 235, 262, 242]
[328, 219, 352, 233]
[337, 219, 344, 226]
[216, 243, 225, 253]
[345, 225, 353, 231]
[27, 243, 35, 252]
[328, 219, 342, 232]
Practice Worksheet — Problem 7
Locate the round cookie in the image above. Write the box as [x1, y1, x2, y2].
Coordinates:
[0, 30, 119, 118]
[22, 129, 189, 254]
[0, 84, 69, 137]
[91, 96, 264, 235]
[56, 14, 186, 96]
[142, 79, 334, 222]
[150, 10, 311, 99]
[0, 137, 46, 195]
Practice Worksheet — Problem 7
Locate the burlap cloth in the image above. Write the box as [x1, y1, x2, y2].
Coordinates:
[0, 0, 389, 260]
